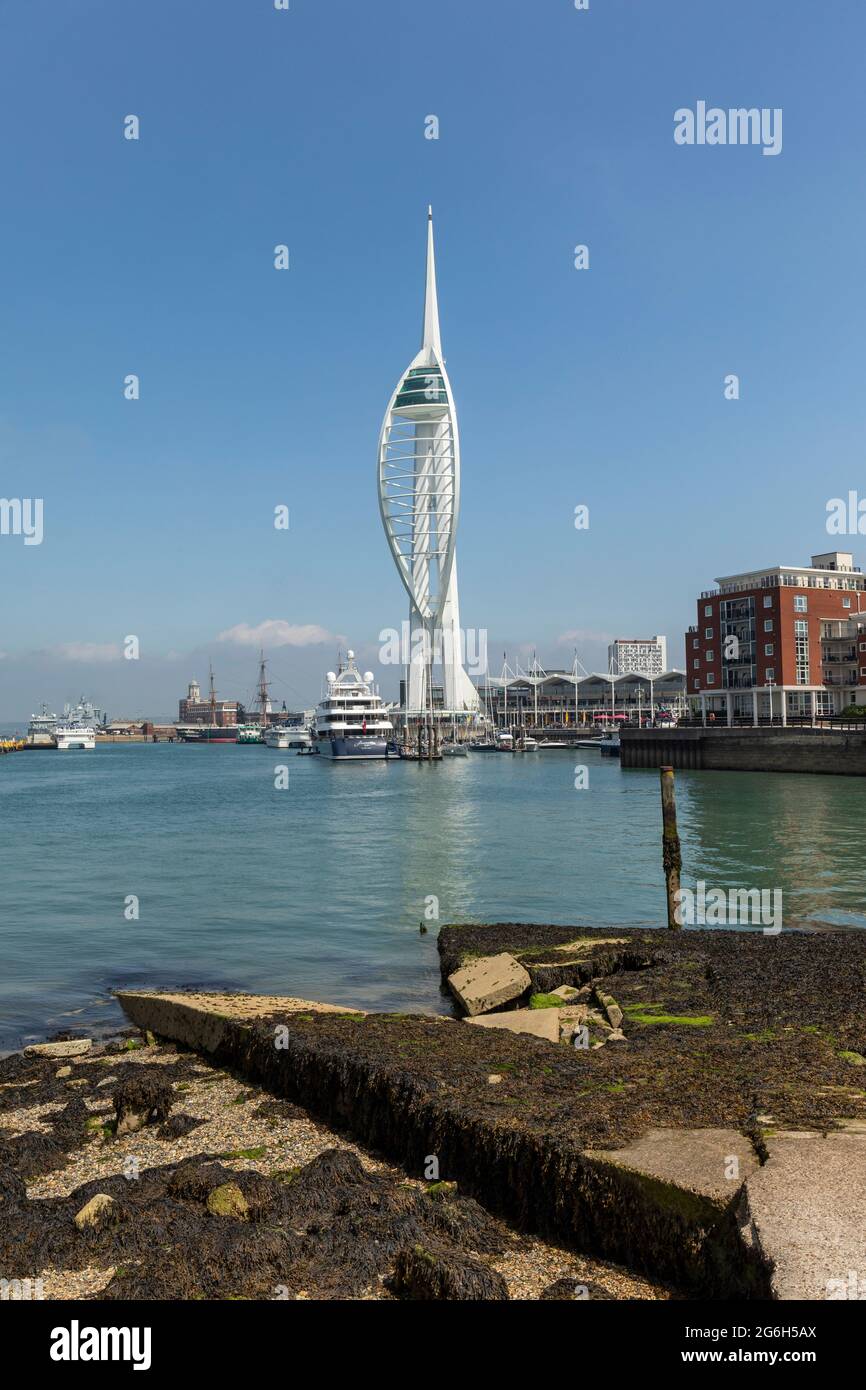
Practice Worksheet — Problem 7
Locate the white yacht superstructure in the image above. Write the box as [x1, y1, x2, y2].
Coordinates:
[54, 722, 96, 750]
[264, 712, 314, 750]
[316, 653, 393, 760]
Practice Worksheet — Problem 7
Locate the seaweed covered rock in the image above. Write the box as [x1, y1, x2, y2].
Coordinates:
[113, 1072, 173, 1135]
[74, 1193, 119, 1233]
[206, 1183, 249, 1220]
[169, 1159, 275, 1222]
[390, 1245, 510, 1300]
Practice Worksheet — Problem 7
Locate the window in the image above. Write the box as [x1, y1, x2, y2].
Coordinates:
[843, 597, 852, 608]
[693, 659, 699, 669]
[795, 618, 809, 685]
[794, 595, 807, 612]
[766, 668, 775, 681]
[860, 642, 866, 652]
[693, 678, 700, 688]
[692, 638, 699, 649]
[764, 644, 774, 656]
[763, 595, 773, 608]
[704, 627, 713, 639]
[707, 673, 715, 684]
[764, 619, 773, 632]
[706, 651, 715, 663]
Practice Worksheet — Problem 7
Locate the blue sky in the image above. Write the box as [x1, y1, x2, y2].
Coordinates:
[2, 0, 865, 720]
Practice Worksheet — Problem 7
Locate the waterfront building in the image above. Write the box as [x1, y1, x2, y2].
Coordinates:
[686, 550, 866, 723]
[377, 209, 479, 718]
[608, 636, 667, 678]
[178, 675, 240, 728]
[477, 668, 686, 727]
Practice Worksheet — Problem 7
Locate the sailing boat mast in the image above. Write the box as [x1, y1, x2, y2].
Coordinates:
[208, 663, 217, 725]
[256, 649, 271, 728]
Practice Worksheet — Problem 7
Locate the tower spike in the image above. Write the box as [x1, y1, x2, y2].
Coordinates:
[422, 206, 442, 358]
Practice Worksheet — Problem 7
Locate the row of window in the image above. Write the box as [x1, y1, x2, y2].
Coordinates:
[694, 669, 866, 689]
[704, 595, 851, 619]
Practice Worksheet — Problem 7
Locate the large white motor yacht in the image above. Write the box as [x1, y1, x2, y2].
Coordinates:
[315, 653, 393, 760]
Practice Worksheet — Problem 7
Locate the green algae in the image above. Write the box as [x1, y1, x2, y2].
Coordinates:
[529, 993, 566, 1009]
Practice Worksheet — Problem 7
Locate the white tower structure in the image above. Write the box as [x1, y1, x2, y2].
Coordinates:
[377, 209, 479, 716]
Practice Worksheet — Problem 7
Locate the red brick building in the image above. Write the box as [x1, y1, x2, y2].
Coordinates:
[685, 551, 866, 723]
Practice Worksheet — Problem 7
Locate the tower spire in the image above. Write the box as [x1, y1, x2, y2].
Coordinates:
[422, 205, 442, 358]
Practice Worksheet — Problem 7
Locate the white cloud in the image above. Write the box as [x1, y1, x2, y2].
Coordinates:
[217, 620, 340, 649]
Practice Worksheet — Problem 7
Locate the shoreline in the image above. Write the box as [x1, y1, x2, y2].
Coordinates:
[4, 922, 862, 1300]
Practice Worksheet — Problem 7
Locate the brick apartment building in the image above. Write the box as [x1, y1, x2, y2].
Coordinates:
[685, 551, 866, 723]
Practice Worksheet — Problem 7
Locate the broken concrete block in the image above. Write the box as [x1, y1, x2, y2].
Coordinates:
[447, 953, 530, 1016]
[738, 1132, 866, 1300]
[593, 989, 624, 1030]
[25, 1039, 92, 1059]
[464, 1007, 560, 1042]
[589, 1127, 760, 1207]
[548, 984, 582, 1003]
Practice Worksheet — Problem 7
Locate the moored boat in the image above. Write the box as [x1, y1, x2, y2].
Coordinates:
[316, 652, 393, 760]
[54, 722, 96, 750]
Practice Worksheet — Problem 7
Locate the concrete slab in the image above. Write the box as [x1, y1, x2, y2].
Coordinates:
[116, 991, 363, 1055]
[447, 953, 531, 1016]
[24, 1039, 92, 1058]
[463, 1007, 560, 1043]
[739, 1131, 866, 1300]
[590, 1127, 760, 1205]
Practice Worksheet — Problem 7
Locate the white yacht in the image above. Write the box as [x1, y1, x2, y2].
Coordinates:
[54, 721, 96, 750]
[264, 712, 314, 750]
[316, 653, 393, 760]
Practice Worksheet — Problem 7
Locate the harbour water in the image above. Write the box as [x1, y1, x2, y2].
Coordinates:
[2, 743, 865, 1052]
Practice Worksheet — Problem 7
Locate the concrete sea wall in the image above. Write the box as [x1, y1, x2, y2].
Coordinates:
[620, 727, 866, 775]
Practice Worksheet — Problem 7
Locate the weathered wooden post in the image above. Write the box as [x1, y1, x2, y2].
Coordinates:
[660, 765, 682, 929]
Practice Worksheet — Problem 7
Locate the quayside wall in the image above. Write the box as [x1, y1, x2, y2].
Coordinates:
[620, 727, 866, 775]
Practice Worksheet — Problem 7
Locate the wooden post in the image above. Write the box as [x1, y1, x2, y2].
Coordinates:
[660, 765, 682, 929]
[417, 721, 423, 761]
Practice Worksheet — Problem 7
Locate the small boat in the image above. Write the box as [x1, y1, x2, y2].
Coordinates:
[264, 717, 313, 750]
[441, 742, 468, 757]
[599, 731, 621, 756]
[236, 724, 264, 745]
[538, 740, 570, 749]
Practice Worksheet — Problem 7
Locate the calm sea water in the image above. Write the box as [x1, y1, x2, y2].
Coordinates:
[1, 743, 865, 1051]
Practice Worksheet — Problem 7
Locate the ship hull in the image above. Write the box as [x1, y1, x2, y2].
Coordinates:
[178, 727, 238, 744]
[317, 736, 389, 760]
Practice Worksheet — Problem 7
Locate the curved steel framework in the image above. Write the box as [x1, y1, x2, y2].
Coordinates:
[377, 210, 479, 716]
